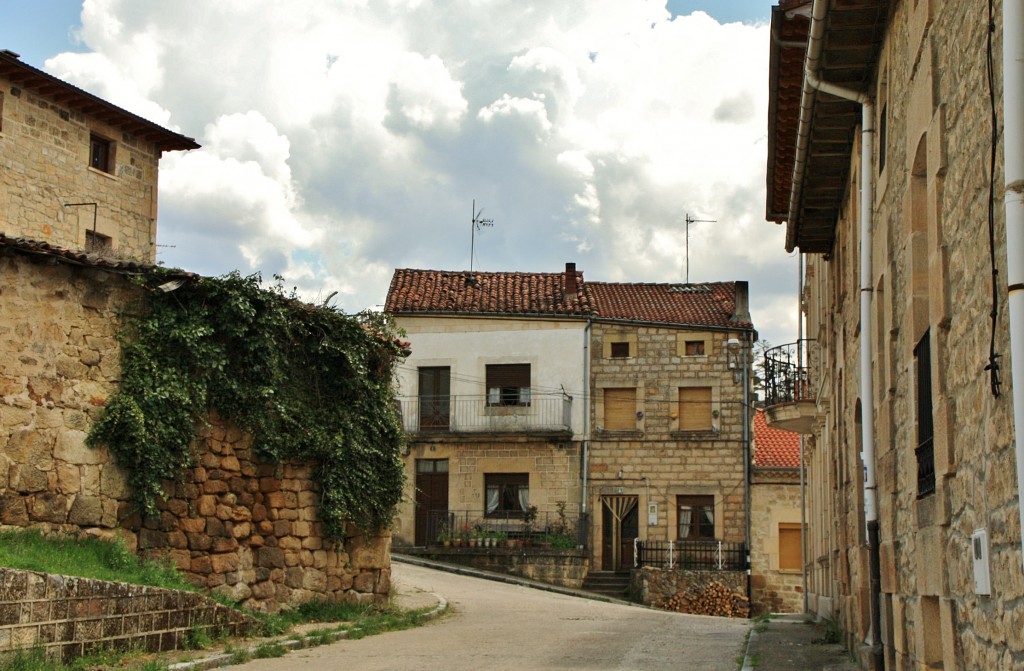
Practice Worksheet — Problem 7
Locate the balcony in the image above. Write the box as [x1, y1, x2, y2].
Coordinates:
[762, 339, 818, 434]
[396, 393, 573, 436]
[633, 539, 747, 571]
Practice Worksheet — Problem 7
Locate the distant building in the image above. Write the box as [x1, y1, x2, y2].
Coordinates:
[0, 49, 198, 261]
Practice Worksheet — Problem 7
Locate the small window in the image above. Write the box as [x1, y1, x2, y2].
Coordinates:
[914, 331, 935, 497]
[90, 133, 114, 173]
[610, 342, 630, 358]
[779, 523, 802, 570]
[486, 363, 530, 406]
[679, 386, 712, 431]
[485, 473, 529, 517]
[416, 459, 449, 474]
[684, 340, 706, 356]
[604, 388, 636, 431]
[85, 230, 112, 255]
[678, 495, 714, 540]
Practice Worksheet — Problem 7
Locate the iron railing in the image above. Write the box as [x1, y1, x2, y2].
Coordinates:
[762, 339, 817, 407]
[633, 539, 747, 571]
[425, 508, 589, 548]
[396, 394, 573, 434]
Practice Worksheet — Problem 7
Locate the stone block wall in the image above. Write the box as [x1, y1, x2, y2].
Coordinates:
[0, 73, 162, 262]
[0, 567, 257, 662]
[0, 253, 393, 614]
[750, 472, 802, 615]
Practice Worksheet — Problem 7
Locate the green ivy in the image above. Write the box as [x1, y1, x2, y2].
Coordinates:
[87, 271, 407, 541]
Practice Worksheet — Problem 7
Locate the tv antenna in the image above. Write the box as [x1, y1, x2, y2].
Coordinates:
[470, 199, 494, 271]
[684, 212, 716, 284]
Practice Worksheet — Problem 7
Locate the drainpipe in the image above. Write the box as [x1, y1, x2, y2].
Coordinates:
[743, 330, 752, 605]
[1004, 0, 1024, 576]
[795, 1, 883, 667]
[582, 318, 592, 544]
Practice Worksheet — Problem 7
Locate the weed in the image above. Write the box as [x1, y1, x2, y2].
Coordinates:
[818, 616, 843, 644]
[253, 642, 287, 659]
[184, 625, 214, 650]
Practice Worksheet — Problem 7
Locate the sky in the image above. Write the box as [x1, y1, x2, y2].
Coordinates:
[0, 0, 799, 349]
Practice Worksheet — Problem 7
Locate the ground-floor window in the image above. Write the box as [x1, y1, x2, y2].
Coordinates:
[485, 473, 529, 516]
[677, 495, 714, 539]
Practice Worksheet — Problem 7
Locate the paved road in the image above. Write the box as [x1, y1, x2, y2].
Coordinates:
[232, 562, 749, 671]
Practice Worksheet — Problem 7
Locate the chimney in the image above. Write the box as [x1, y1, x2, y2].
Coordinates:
[564, 262, 578, 301]
[730, 281, 751, 324]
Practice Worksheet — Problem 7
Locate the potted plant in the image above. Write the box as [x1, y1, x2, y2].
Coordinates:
[522, 505, 538, 546]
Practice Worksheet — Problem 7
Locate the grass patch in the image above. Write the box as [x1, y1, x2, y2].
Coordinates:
[0, 646, 169, 671]
[252, 642, 287, 659]
[817, 616, 843, 645]
[0, 529, 192, 593]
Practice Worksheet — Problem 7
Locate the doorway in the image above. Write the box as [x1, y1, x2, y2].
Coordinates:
[418, 367, 451, 431]
[601, 495, 638, 571]
[415, 459, 449, 546]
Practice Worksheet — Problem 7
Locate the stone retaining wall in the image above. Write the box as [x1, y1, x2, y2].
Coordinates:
[404, 547, 589, 589]
[0, 567, 257, 662]
[630, 566, 746, 607]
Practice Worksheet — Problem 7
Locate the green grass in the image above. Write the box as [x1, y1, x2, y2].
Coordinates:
[0, 529, 194, 593]
[0, 646, 169, 671]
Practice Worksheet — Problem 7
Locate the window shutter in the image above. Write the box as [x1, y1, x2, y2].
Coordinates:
[604, 388, 636, 430]
[486, 363, 530, 388]
[778, 523, 802, 570]
[679, 387, 712, 431]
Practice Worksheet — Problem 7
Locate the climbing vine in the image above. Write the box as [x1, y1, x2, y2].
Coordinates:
[87, 271, 407, 541]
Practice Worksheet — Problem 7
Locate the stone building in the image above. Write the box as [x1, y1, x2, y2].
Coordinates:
[0, 49, 198, 261]
[750, 409, 803, 615]
[385, 265, 757, 586]
[765, 0, 1024, 668]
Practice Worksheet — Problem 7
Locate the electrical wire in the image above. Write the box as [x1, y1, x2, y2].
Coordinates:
[985, 0, 1002, 398]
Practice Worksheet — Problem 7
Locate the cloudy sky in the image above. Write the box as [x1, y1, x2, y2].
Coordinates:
[2, 0, 798, 348]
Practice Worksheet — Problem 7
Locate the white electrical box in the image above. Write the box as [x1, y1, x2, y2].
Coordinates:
[972, 528, 991, 596]
[648, 503, 658, 526]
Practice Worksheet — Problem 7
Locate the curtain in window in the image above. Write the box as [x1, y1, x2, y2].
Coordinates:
[486, 485, 499, 514]
[678, 508, 692, 538]
[519, 387, 531, 405]
[517, 486, 530, 511]
[488, 387, 500, 405]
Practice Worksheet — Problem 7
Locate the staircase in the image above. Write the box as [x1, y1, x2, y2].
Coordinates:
[582, 571, 631, 598]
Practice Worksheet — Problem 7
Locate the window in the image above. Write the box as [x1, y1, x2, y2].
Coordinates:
[778, 523, 802, 570]
[416, 459, 449, 474]
[679, 386, 712, 431]
[418, 366, 450, 431]
[89, 133, 114, 173]
[603, 388, 636, 430]
[677, 496, 714, 540]
[84, 230, 112, 255]
[879, 102, 888, 172]
[486, 363, 530, 406]
[610, 342, 630, 358]
[915, 331, 935, 497]
[485, 473, 529, 517]
[684, 340, 705, 356]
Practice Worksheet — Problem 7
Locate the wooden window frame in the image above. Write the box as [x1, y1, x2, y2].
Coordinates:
[677, 495, 715, 540]
[684, 340, 706, 356]
[89, 133, 115, 173]
[485, 473, 529, 517]
[610, 342, 630, 358]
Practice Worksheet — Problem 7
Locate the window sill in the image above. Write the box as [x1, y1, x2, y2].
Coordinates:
[88, 166, 118, 180]
[597, 429, 643, 437]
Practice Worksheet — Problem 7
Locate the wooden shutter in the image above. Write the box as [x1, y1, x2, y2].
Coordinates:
[779, 523, 802, 570]
[679, 387, 712, 431]
[486, 363, 530, 388]
[604, 388, 636, 430]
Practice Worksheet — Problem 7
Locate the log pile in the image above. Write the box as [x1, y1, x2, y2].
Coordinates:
[657, 581, 750, 618]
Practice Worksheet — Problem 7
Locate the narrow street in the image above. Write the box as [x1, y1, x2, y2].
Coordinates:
[231, 561, 750, 671]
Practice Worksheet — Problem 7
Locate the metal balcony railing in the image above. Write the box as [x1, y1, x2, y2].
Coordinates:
[396, 394, 573, 435]
[762, 339, 817, 407]
[633, 539, 747, 571]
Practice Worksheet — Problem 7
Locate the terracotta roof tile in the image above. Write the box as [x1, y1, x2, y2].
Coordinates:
[385, 268, 595, 316]
[0, 233, 197, 276]
[587, 281, 750, 329]
[752, 409, 801, 468]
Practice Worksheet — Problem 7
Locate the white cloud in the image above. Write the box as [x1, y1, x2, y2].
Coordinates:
[43, 1, 797, 345]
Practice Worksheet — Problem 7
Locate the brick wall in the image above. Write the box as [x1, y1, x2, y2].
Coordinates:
[0, 567, 257, 662]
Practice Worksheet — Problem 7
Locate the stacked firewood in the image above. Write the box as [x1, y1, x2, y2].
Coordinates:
[657, 581, 750, 618]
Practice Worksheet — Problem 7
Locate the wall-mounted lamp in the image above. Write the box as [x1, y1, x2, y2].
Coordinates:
[726, 338, 742, 383]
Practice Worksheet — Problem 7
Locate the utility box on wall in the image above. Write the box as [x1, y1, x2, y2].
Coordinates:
[971, 528, 991, 596]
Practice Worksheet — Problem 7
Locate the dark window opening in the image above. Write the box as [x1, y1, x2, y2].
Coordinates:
[486, 363, 530, 406]
[915, 331, 935, 497]
[85, 230, 112, 255]
[485, 473, 529, 517]
[610, 342, 630, 358]
[685, 340, 706, 356]
[90, 134, 114, 173]
[879, 103, 888, 172]
[677, 495, 715, 540]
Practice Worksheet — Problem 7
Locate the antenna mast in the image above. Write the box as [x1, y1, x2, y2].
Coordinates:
[470, 199, 494, 272]
[684, 212, 716, 284]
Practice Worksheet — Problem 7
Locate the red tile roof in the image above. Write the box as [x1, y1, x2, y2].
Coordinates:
[588, 281, 750, 328]
[0, 232, 196, 276]
[385, 268, 595, 316]
[752, 410, 801, 468]
[387, 268, 752, 330]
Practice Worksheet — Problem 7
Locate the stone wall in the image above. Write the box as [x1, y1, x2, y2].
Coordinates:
[403, 547, 589, 589]
[0, 567, 257, 662]
[750, 470, 802, 615]
[0, 252, 393, 614]
[0, 73, 162, 262]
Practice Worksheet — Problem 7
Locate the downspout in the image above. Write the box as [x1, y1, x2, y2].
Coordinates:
[796, 1, 883, 667]
[582, 318, 592, 543]
[1004, 0, 1024, 576]
[743, 330, 752, 605]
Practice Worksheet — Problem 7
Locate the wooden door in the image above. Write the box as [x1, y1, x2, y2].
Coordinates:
[414, 459, 449, 546]
[601, 495, 638, 571]
[418, 367, 450, 431]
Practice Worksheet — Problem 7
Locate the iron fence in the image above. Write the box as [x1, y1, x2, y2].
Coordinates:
[425, 508, 589, 548]
[634, 539, 747, 571]
[762, 339, 817, 407]
[396, 394, 573, 434]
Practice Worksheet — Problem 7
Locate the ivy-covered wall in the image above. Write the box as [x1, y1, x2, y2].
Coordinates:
[0, 250, 404, 610]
